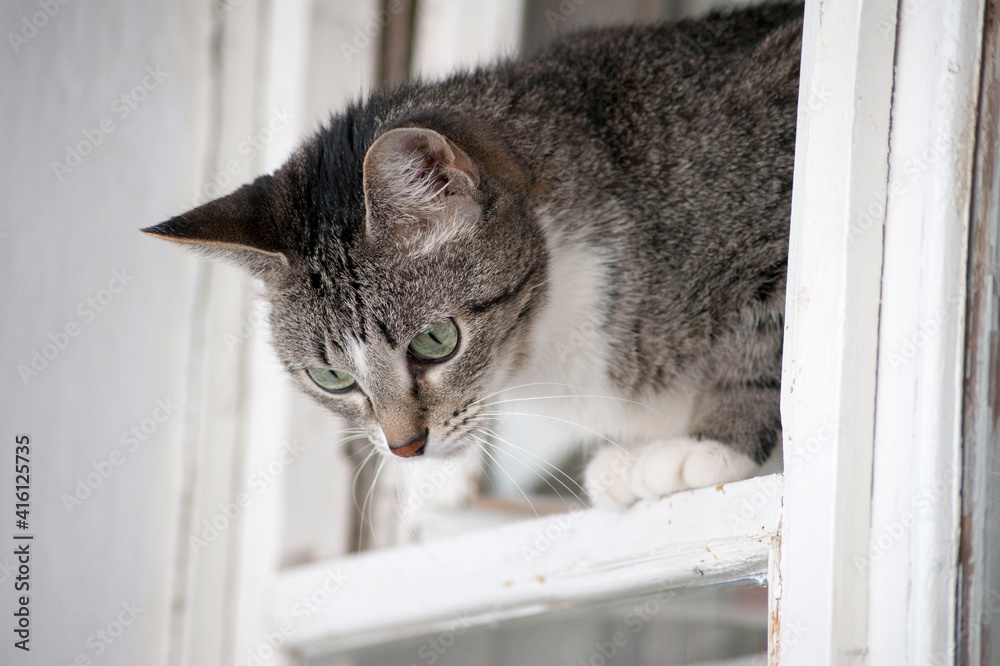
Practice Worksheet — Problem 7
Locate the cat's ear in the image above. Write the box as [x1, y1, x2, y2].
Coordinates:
[362, 127, 480, 244]
[141, 175, 290, 276]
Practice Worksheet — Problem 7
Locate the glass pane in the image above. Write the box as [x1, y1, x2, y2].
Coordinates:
[307, 583, 767, 666]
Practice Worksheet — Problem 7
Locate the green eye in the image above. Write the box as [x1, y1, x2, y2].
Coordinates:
[408, 319, 459, 361]
[306, 367, 356, 393]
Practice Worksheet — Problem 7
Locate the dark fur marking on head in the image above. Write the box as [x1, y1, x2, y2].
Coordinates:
[375, 318, 398, 347]
[468, 266, 539, 315]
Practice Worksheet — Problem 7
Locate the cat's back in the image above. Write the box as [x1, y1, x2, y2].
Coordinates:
[510, 2, 803, 106]
[411, 3, 803, 143]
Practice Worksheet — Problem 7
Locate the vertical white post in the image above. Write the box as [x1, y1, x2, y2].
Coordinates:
[171, 1, 311, 664]
[776, 0, 896, 662]
[228, 1, 311, 664]
[866, 0, 984, 662]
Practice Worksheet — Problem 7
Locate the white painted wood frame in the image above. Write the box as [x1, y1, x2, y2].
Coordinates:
[780, 0, 991, 663]
[866, 0, 986, 662]
[774, 0, 896, 661]
[277, 474, 782, 656]
[170, 2, 310, 665]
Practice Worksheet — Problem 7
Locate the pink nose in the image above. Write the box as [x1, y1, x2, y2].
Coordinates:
[389, 433, 426, 458]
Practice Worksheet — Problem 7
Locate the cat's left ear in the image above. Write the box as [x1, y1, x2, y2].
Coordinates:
[141, 174, 290, 277]
[362, 127, 480, 243]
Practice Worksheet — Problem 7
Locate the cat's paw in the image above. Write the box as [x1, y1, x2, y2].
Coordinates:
[628, 437, 760, 501]
[584, 446, 640, 510]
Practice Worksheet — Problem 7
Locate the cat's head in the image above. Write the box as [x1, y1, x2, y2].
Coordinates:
[144, 116, 548, 459]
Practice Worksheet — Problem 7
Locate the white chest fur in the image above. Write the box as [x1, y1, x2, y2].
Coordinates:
[500, 240, 696, 448]
[485, 228, 761, 507]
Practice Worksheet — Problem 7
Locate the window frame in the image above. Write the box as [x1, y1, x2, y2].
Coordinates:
[176, 0, 999, 663]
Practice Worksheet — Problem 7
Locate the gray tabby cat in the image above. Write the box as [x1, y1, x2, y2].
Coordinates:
[144, 3, 802, 509]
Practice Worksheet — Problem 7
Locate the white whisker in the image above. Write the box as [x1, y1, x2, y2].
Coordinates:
[392, 470, 423, 545]
[478, 410, 638, 462]
[490, 439, 581, 507]
[350, 446, 378, 516]
[470, 433, 539, 518]
[359, 457, 387, 550]
[483, 426, 588, 506]
[469, 381, 593, 407]
[480, 392, 669, 418]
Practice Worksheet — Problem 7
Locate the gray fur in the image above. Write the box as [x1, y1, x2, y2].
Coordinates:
[145, 3, 801, 472]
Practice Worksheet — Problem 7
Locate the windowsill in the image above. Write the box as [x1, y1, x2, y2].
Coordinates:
[275, 473, 783, 654]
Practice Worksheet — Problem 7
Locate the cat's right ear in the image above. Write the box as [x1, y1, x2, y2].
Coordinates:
[362, 127, 480, 249]
[141, 175, 290, 278]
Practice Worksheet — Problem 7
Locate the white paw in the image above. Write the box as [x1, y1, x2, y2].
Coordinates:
[629, 438, 760, 501]
[584, 446, 640, 510]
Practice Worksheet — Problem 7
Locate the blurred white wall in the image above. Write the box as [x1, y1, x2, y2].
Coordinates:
[0, 0, 341, 662]
[1, 1, 210, 663]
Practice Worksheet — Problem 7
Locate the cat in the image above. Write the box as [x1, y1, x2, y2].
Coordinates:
[143, 2, 802, 509]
